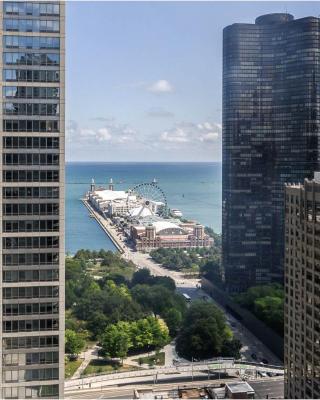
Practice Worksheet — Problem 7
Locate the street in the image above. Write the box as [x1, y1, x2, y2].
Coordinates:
[65, 377, 284, 399]
[127, 251, 282, 366]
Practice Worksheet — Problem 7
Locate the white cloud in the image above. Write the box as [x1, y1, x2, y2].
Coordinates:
[147, 79, 173, 93]
[161, 127, 189, 143]
[159, 121, 221, 146]
[96, 128, 112, 142]
[200, 132, 219, 142]
[66, 119, 136, 144]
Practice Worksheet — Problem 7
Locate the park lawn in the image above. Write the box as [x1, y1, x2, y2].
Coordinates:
[65, 359, 82, 378]
[133, 352, 165, 366]
[82, 359, 141, 376]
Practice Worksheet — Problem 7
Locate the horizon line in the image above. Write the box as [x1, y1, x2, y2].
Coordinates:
[66, 160, 222, 163]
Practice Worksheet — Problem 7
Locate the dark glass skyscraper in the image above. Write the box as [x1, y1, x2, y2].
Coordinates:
[222, 14, 320, 292]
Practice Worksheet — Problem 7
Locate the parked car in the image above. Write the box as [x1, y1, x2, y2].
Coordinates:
[261, 358, 269, 364]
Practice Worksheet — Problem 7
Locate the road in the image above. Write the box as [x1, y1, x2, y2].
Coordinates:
[126, 251, 282, 366]
[176, 285, 282, 365]
[65, 377, 284, 399]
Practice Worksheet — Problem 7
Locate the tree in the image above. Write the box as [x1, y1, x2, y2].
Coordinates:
[233, 284, 284, 336]
[100, 322, 131, 363]
[176, 301, 241, 360]
[131, 268, 151, 286]
[163, 308, 183, 336]
[204, 227, 222, 247]
[148, 316, 170, 350]
[65, 329, 86, 359]
[201, 257, 222, 286]
[221, 338, 242, 359]
[86, 311, 109, 339]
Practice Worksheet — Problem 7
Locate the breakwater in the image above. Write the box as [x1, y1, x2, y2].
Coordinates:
[81, 198, 124, 253]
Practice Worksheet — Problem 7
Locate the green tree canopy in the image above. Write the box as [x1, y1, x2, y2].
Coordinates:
[65, 329, 86, 358]
[176, 301, 241, 360]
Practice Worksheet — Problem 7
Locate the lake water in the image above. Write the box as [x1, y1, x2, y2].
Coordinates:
[66, 162, 222, 254]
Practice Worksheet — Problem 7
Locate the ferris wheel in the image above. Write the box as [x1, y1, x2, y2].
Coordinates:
[127, 181, 168, 218]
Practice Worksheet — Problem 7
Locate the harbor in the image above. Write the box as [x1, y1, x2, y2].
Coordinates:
[83, 178, 214, 253]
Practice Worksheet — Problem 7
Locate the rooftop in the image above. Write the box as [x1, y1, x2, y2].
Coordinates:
[226, 382, 255, 394]
[92, 189, 134, 202]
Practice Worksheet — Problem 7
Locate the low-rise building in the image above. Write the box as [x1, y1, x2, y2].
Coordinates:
[131, 220, 213, 251]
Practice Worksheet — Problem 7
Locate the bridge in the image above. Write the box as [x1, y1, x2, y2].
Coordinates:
[65, 358, 284, 392]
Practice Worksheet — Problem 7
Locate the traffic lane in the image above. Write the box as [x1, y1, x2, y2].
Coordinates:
[65, 378, 284, 400]
[250, 379, 284, 399]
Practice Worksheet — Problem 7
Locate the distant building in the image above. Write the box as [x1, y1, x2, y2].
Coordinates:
[88, 181, 165, 217]
[223, 13, 320, 292]
[284, 174, 320, 398]
[131, 220, 213, 251]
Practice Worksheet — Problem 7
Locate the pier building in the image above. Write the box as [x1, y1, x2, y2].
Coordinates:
[85, 179, 213, 252]
[131, 220, 213, 251]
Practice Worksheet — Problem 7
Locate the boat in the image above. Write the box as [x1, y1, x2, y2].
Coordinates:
[171, 209, 183, 217]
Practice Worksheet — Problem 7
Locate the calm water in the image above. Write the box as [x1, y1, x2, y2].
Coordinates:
[66, 162, 222, 254]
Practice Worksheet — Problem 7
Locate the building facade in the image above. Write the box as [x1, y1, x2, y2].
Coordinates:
[131, 221, 213, 251]
[222, 13, 320, 292]
[0, 2, 65, 398]
[284, 176, 320, 398]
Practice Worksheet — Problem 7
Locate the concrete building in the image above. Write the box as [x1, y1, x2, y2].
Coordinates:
[222, 13, 320, 292]
[0, 2, 65, 398]
[284, 174, 320, 398]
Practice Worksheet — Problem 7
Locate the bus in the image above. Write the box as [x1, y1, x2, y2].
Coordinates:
[182, 293, 191, 302]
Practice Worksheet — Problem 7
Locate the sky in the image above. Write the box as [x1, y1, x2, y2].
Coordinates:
[66, 1, 320, 162]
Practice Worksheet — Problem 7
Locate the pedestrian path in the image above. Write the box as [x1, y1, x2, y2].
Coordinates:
[72, 344, 99, 379]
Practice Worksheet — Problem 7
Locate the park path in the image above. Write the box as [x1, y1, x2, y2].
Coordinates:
[72, 344, 99, 379]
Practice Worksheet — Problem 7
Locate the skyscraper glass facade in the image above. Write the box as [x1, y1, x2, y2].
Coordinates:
[222, 13, 320, 292]
[0, 2, 65, 397]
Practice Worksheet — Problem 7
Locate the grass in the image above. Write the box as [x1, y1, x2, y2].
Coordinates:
[133, 352, 165, 366]
[65, 359, 82, 379]
[82, 359, 141, 376]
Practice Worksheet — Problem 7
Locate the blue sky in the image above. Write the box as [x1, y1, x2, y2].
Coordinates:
[66, 1, 319, 162]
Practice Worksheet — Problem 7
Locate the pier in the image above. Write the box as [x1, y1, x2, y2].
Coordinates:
[82, 198, 125, 253]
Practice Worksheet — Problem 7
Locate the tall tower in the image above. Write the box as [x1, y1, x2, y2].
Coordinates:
[108, 178, 114, 191]
[222, 14, 320, 292]
[0, 2, 65, 398]
[90, 178, 95, 192]
[284, 176, 320, 399]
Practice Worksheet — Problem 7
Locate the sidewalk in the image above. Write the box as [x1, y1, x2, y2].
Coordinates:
[72, 344, 99, 379]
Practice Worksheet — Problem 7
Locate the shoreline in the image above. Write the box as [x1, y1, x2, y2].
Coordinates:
[81, 198, 124, 253]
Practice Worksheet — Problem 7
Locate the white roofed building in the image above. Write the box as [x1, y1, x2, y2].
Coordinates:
[88, 188, 139, 217]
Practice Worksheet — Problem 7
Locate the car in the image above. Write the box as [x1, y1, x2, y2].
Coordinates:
[258, 371, 267, 377]
[261, 358, 269, 364]
[251, 353, 257, 360]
